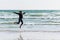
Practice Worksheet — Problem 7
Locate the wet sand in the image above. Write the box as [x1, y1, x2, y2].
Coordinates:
[0, 29, 60, 40]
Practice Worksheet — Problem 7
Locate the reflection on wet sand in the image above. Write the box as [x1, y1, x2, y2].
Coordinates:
[18, 32, 23, 40]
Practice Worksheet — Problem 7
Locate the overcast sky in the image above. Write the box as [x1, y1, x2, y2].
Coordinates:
[0, 0, 60, 10]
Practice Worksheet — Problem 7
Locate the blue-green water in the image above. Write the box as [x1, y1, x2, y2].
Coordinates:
[0, 10, 60, 31]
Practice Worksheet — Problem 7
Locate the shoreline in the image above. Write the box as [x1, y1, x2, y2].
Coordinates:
[0, 30, 60, 32]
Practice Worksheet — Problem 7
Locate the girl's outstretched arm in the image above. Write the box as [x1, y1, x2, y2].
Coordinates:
[13, 12, 19, 15]
[23, 12, 26, 15]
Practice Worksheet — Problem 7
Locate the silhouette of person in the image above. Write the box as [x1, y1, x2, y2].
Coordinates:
[13, 11, 25, 28]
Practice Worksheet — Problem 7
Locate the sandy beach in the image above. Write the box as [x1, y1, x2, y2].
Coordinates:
[0, 28, 60, 40]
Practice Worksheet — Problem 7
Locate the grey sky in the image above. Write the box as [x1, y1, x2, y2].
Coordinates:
[0, 0, 60, 10]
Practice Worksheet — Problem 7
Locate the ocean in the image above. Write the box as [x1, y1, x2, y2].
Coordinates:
[0, 10, 60, 31]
